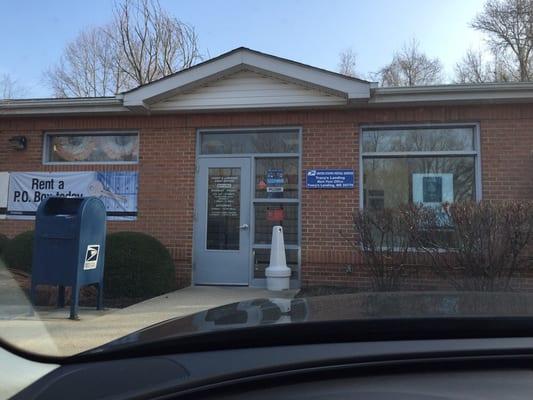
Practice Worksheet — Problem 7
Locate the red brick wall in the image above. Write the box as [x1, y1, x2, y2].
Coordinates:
[1, 104, 532, 288]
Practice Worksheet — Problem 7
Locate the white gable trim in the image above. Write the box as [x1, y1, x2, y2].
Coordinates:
[122, 48, 371, 111]
[150, 70, 347, 111]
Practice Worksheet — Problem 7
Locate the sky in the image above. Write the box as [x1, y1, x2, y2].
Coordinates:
[0, 0, 487, 98]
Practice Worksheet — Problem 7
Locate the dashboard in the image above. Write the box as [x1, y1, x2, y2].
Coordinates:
[11, 337, 533, 399]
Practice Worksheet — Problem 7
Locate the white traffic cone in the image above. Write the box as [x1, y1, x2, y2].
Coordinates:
[265, 226, 292, 291]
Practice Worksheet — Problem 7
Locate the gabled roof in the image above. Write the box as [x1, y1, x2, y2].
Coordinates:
[3, 47, 533, 117]
[120, 47, 373, 112]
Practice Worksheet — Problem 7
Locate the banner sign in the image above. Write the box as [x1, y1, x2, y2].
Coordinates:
[7, 171, 138, 220]
[306, 169, 355, 189]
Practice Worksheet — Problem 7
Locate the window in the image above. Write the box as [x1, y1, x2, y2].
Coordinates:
[255, 157, 298, 199]
[254, 203, 298, 245]
[200, 130, 299, 154]
[361, 125, 479, 209]
[207, 167, 241, 250]
[252, 153, 300, 282]
[44, 132, 139, 164]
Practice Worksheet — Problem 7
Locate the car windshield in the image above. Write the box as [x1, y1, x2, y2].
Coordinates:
[1, 0, 532, 358]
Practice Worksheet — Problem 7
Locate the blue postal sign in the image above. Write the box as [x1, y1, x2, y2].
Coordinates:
[306, 169, 355, 189]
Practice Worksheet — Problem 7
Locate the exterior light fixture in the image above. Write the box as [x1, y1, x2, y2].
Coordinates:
[8, 136, 27, 151]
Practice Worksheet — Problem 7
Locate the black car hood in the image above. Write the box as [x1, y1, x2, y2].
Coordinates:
[93, 291, 533, 354]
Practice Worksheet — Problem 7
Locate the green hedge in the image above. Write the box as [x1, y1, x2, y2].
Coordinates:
[0, 233, 9, 258]
[3, 230, 176, 298]
[104, 231, 176, 299]
[3, 231, 34, 272]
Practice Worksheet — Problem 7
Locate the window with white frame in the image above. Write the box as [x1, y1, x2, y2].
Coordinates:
[44, 132, 139, 164]
[361, 125, 479, 209]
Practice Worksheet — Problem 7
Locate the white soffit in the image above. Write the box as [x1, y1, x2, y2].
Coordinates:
[122, 47, 371, 111]
[150, 70, 347, 111]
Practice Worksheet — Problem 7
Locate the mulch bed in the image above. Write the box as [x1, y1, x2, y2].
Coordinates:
[9, 268, 144, 309]
[296, 286, 361, 298]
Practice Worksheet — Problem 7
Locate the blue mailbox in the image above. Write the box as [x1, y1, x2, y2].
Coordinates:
[31, 197, 106, 319]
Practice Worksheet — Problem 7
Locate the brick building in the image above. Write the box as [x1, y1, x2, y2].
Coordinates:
[1, 48, 532, 289]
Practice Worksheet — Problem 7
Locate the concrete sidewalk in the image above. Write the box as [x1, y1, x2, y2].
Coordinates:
[0, 274, 298, 356]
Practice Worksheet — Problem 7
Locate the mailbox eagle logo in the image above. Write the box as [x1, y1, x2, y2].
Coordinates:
[84, 245, 100, 270]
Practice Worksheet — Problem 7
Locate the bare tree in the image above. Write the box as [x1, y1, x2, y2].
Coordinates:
[376, 39, 443, 87]
[471, 0, 533, 81]
[454, 48, 514, 83]
[0, 73, 27, 99]
[338, 48, 358, 77]
[455, 49, 491, 83]
[45, 26, 126, 97]
[112, 0, 200, 86]
[45, 0, 201, 97]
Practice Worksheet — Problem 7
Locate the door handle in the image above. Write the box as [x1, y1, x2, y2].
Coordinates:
[239, 224, 249, 230]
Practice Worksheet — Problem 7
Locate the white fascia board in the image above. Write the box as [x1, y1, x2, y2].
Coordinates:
[0, 98, 129, 116]
[123, 49, 370, 110]
[123, 53, 244, 108]
[239, 51, 370, 100]
[371, 83, 533, 105]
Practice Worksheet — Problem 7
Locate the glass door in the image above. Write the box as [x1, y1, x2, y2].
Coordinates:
[194, 157, 251, 285]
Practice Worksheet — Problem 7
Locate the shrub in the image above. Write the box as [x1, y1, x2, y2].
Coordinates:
[350, 208, 412, 291]
[104, 231, 176, 298]
[351, 201, 533, 292]
[3, 231, 34, 273]
[405, 201, 533, 291]
[0, 233, 9, 258]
